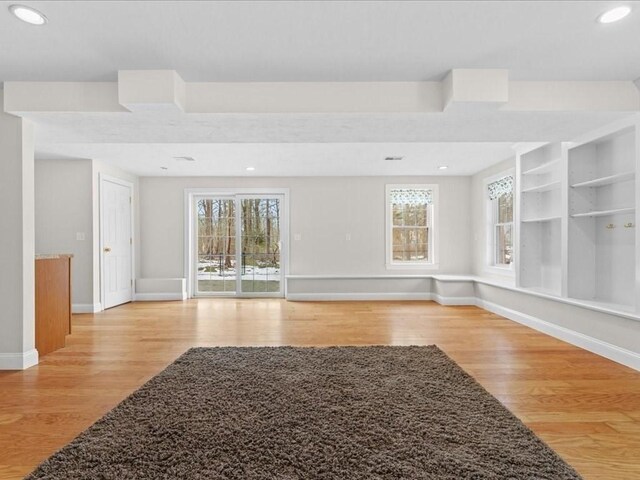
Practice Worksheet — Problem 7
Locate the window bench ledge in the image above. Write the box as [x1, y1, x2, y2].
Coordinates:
[285, 274, 639, 322]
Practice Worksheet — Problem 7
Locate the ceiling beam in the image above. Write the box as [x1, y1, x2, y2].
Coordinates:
[118, 70, 186, 113]
[443, 69, 509, 112]
[4, 71, 639, 115]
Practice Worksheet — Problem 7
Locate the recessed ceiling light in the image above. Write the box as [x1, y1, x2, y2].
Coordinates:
[246, 167, 255, 171]
[9, 4, 47, 25]
[438, 165, 449, 170]
[384, 156, 403, 161]
[598, 5, 631, 23]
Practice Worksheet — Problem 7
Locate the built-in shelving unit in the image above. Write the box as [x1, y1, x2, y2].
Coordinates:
[511, 118, 640, 317]
[567, 120, 639, 310]
[517, 142, 563, 295]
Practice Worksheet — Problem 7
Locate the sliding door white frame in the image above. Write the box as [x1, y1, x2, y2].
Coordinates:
[184, 188, 290, 299]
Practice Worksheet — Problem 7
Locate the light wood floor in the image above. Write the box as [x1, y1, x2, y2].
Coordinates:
[1, 299, 639, 479]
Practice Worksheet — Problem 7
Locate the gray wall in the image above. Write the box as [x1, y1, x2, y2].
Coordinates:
[35, 159, 93, 306]
[139, 176, 472, 279]
[0, 104, 35, 363]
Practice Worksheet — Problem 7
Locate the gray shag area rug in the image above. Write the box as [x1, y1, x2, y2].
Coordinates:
[26, 346, 582, 479]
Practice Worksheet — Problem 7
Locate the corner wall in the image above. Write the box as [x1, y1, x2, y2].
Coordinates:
[0, 103, 37, 369]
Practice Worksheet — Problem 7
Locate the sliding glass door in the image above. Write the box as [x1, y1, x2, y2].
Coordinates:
[195, 194, 283, 297]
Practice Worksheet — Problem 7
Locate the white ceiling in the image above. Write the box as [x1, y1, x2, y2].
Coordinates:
[1, 1, 639, 83]
[5, 1, 639, 176]
[36, 142, 518, 177]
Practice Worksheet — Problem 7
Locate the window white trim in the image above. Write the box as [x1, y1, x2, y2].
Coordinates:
[385, 184, 439, 270]
[483, 170, 515, 276]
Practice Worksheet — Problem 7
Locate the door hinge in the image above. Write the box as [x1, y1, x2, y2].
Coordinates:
[129, 196, 132, 204]
[130, 237, 132, 245]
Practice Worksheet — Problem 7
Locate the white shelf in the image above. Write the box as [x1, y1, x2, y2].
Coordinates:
[571, 207, 635, 218]
[522, 158, 561, 176]
[521, 180, 561, 193]
[571, 171, 635, 189]
[521, 215, 561, 223]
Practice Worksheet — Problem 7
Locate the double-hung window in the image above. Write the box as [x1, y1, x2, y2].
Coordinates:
[386, 184, 438, 268]
[486, 173, 514, 269]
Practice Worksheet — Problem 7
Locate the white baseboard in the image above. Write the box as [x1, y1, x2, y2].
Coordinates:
[72, 303, 103, 314]
[134, 292, 187, 301]
[286, 292, 433, 301]
[477, 299, 640, 371]
[0, 349, 39, 370]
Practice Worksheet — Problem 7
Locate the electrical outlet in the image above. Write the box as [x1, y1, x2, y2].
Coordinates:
[345, 233, 351, 241]
[294, 233, 301, 241]
[76, 232, 86, 241]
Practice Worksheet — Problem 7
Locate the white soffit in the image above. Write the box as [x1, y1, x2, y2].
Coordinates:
[27, 111, 631, 144]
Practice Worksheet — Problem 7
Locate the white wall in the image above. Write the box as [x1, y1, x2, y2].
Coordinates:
[139, 176, 472, 281]
[470, 157, 516, 279]
[0, 98, 37, 369]
[35, 159, 93, 307]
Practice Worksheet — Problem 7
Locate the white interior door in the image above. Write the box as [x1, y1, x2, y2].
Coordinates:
[102, 177, 133, 309]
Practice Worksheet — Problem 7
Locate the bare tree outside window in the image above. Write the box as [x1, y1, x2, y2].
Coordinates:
[196, 197, 281, 294]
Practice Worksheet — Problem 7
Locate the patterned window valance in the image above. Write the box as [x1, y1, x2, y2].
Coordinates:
[390, 188, 433, 206]
[487, 175, 514, 200]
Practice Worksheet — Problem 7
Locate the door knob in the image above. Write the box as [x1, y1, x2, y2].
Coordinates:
[104, 247, 112, 252]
